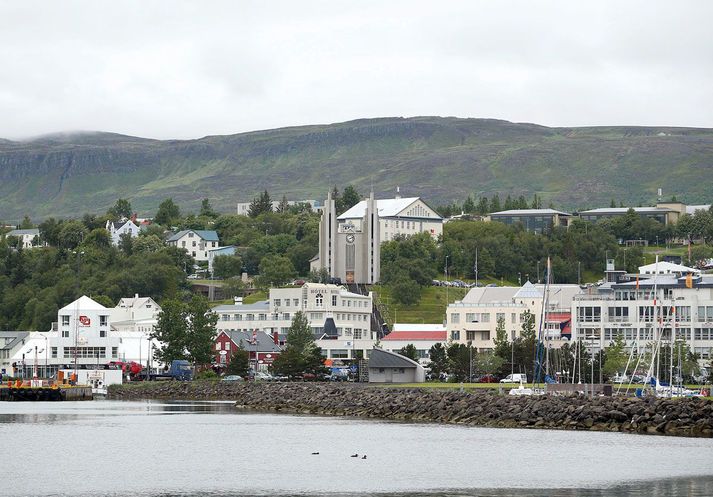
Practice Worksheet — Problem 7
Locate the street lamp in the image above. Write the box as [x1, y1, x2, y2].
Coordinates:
[468, 340, 473, 383]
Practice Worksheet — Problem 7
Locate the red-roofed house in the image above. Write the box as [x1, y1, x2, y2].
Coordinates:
[381, 324, 447, 364]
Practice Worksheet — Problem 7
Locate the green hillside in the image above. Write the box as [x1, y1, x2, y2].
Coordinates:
[1, 117, 712, 221]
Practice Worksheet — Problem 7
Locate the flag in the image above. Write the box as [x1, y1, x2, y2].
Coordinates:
[685, 273, 693, 289]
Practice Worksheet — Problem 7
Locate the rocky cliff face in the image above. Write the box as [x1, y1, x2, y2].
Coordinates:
[2, 118, 712, 221]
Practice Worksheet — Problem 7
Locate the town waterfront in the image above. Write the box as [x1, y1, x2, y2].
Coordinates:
[2, 401, 713, 497]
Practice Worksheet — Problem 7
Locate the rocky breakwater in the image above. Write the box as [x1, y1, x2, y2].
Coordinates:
[108, 382, 713, 438]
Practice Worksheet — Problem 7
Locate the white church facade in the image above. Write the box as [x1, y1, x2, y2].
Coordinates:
[311, 190, 443, 284]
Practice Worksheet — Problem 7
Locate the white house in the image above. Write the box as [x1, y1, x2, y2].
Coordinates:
[105, 219, 140, 246]
[5, 228, 40, 248]
[166, 229, 219, 262]
[368, 348, 426, 383]
[213, 283, 377, 360]
[236, 199, 321, 216]
[109, 295, 163, 368]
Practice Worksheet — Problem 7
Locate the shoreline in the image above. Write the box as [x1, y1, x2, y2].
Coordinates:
[108, 381, 713, 438]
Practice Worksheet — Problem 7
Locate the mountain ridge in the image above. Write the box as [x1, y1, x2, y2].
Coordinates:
[1, 116, 712, 222]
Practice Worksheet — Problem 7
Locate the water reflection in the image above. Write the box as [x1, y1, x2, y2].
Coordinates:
[1, 401, 712, 497]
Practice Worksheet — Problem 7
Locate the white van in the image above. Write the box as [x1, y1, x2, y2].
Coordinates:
[500, 373, 527, 383]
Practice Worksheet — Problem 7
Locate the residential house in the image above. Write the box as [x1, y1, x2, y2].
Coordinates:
[236, 199, 321, 216]
[208, 246, 237, 274]
[167, 229, 219, 262]
[214, 330, 281, 371]
[5, 228, 41, 248]
[105, 219, 140, 246]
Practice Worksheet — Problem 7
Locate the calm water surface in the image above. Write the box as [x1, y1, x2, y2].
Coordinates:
[1, 400, 712, 497]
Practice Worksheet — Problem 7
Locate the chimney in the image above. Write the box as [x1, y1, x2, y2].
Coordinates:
[272, 331, 279, 345]
[395, 186, 401, 199]
[234, 296, 243, 305]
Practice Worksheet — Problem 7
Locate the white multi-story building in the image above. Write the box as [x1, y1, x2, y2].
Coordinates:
[10, 295, 165, 378]
[446, 282, 582, 351]
[572, 263, 713, 366]
[236, 199, 321, 216]
[167, 229, 219, 262]
[213, 283, 376, 360]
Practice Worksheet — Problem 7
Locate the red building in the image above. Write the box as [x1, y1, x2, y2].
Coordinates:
[214, 330, 282, 370]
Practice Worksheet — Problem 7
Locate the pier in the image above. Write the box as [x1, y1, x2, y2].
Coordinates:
[0, 383, 93, 401]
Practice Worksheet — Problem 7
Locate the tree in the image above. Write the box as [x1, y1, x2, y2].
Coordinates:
[222, 277, 246, 300]
[462, 195, 475, 214]
[276, 195, 290, 214]
[185, 295, 218, 365]
[200, 198, 218, 218]
[248, 190, 272, 217]
[133, 234, 165, 254]
[155, 198, 181, 226]
[150, 299, 188, 364]
[227, 346, 250, 377]
[339, 186, 361, 213]
[257, 254, 296, 287]
[118, 232, 133, 256]
[477, 352, 505, 376]
[58, 220, 88, 249]
[602, 334, 627, 380]
[271, 311, 327, 377]
[398, 344, 419, 362]
[108, 198, 132, 219]
[19, 215, 33, 229]
[428, 343, 448, 378]
[447, 342, 475, 381]
[213, 254, 243, 279]
[391, 275, 421, 305]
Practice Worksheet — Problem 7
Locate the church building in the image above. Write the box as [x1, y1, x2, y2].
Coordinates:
[311, 189, 443, 284]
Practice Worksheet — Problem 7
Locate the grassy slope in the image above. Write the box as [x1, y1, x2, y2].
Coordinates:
[370, 285, 468, 327]
[1, 118, 712, 221]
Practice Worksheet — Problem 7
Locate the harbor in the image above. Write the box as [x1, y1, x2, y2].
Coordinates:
[0, 383, 93, 401]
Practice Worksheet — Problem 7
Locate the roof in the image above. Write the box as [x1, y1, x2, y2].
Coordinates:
[490, 209, 571, 217]
[638, 261, 699, 275]
[338, 197, 440, 220]
[321, 317, 338, 339]
[116, 295, 159, 309]
[208, 246, 236, 256]
[212, 301, 270, 312]
[513, 281, 543, 299]
[0, 331, 30, 350]
[59, 295, 107, 312]
[579, 207, 673, 215]
[368, 347, 421, 369]
[6, 229, 39, 236]
[686, 205, 711, 214]
[391, 323, 445, 332]
[167, 229, 219, 242]
[222, 330, 281, 353]
[382, 330, 447, 341]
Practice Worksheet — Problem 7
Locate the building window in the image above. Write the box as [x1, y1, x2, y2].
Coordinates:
[100, 315, 108, 327]
[235, 314, 243, 321]
[274, 299, 281, 307]
[225, 341, 231, 351]
[577, 306, 601, 323]
[466, 313, 477, 323]
[293, 299, 299, 306]
[100, 330, 106, 338]
[216, 342, 222, 350]
[466, 330, 476, 341]
[246, 314, 254, 321]
[258, 314, 267, 321]
[62, 315, 70, 326]
[332, 295, 338, 306]
[315, 294, 324, 307]
[450, 313, 460, 324]
[51, 347, 58, 358]
[331, 349, 349, 359]
[451, 330, 460, 340]
[284, 313, 290, 320]
[112, 347, 118, 358]
[62, 330, 69, 338]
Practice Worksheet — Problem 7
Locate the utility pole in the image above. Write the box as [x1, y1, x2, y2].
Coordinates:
[474, 247, 478, 288]
[444, 255, 449, 304]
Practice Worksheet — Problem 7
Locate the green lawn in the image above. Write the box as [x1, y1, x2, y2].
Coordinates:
[244, 291, 267, 304]
[369, 285, 468, 326]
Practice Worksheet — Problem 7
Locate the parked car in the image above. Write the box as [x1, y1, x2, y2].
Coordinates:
[477, 374, 498, 383]
[499, 373, 527, 383]
[221, 375, 244, 382]
[254, 372, 274, 381]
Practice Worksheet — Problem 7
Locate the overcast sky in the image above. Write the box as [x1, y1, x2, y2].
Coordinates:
[1, 0, 712, 140]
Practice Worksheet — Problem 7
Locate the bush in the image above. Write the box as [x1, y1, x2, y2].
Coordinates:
[195, 370, 219, 380]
